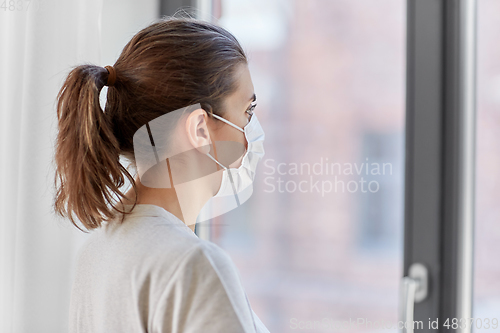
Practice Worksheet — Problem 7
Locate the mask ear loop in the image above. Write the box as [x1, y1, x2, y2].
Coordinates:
[211, 113, 245, 132]
[206, 113, 241, 206]
[205, 149, 240, 205]
[206, 117, 225, 170]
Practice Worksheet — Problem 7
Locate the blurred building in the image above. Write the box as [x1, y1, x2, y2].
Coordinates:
[211, 1, 405, 332]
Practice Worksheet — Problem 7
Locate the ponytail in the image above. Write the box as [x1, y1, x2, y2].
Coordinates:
[53, 64, 137, 232]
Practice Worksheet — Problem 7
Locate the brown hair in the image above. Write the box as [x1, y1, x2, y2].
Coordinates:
[53, 15, 248, 232]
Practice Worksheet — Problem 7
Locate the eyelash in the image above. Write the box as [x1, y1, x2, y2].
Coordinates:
[246, 101, 257, 115]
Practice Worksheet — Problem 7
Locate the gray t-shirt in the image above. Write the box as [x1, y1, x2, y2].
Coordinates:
[69, 204, 270, 333]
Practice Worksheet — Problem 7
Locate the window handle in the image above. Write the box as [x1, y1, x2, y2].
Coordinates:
[399, 263, 428, 333]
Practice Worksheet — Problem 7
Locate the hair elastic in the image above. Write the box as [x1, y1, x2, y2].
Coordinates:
[104, 65, 116, 86]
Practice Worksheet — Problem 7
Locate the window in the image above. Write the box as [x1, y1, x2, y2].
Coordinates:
[211, 1, 406, 331]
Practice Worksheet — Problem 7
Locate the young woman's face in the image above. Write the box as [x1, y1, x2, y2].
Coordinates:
[208, 63, 256, 167]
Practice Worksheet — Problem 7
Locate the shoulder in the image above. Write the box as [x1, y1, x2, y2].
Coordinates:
[194, 240, 236, 271]
[177, 241, 252, 318]
[152, 241, 258, 333]
[173, 240, 241, 285]
[93, 213, 201, 258]
[73, 214, 204, 288]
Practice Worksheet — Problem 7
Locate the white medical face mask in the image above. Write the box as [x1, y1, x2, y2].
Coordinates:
[197, 111, 265, 222]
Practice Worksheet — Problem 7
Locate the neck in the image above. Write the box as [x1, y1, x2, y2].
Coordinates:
[124, 182, 192, 230]
[123, 170, 221, 232]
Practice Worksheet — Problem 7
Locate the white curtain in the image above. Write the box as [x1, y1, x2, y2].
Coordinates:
[0, 1, 103, 331]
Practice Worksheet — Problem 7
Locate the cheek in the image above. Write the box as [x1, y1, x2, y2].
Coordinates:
[218, 123, 246, 146]
[231, 128, 247, 153]
[211, 126, 246, 168]
[216, 126, 238, 142]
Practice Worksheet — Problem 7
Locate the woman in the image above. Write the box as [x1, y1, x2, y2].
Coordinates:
[54, 15, 269, 333]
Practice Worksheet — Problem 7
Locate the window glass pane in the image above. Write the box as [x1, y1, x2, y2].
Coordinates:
[474, 0, 500, 327]
[211, 1, 406, 331]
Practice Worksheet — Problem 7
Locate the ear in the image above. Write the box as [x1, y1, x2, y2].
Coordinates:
[185, 108, 212, 155]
